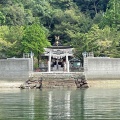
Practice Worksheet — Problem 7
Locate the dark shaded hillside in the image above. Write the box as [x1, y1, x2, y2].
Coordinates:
[74, 0, 109, 18]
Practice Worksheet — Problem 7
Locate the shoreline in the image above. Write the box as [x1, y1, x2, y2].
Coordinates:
[88, 80, 120, 88]
[0, 81, 23, 88]
[0, 80, 120, 88]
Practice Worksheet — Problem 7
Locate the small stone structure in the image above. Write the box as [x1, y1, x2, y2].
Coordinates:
[33, 72, 84, 88]
[19, 77, 42, 89]
[74, 75, 89, 88]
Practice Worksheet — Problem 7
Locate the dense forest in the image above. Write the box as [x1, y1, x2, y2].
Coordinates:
[0, 0, 120, 61]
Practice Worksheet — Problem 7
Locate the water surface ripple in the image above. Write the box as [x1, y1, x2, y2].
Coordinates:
[0, 88, 120, 120]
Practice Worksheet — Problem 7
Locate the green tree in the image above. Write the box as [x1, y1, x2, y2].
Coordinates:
[74, 0, 109, 18]
[22, 23, 51, 65]
[1, 0, 120, 59]
[2, 4, 25, 25]
[49, 0, 74, 10]
[85, 25, 120, 57]
[1, 2, 34, 26]
[67, 31, 86, 59]
[52, 7, 92, 44]
[32, 0, 54, 29]
[108, 28, 120, 57]
[69, 24, 120, 58]
[0, 26, 16, 58]
[86, 25, 111, 56]
[0, 25, 25, 58]
[0, 11, 5, 25]
[4, 26, 24, 57]
[100, 0, 120, 28]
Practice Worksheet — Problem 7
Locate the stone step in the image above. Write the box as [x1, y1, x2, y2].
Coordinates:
[29, 72, 85, 88]
[32, 72, 84, 80]
[42, 80, 76, 88]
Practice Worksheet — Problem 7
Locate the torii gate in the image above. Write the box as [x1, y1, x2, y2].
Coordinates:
[44, 46, 74, 72]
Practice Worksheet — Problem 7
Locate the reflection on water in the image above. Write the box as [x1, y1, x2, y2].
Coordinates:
[0, 88, 120, 120]
[47, 90, 71, 120]
[29, 92, 34, 120]
[64, 91, 71, 119]
[48, 91, 52, 120]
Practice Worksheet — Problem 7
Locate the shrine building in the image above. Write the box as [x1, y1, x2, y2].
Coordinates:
[43, 37, 74, 72]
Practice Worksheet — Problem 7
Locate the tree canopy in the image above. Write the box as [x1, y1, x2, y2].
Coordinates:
[0, 0, 120, 60]
[22, 23, 50, 56]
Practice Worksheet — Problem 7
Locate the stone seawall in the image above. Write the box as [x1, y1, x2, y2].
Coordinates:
[0, 58, 33, 80]
[84, 57, 120, 80]
[1, 56, 120, 88]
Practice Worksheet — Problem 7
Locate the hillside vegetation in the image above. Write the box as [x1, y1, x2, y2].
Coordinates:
[0, 0, 120, 59]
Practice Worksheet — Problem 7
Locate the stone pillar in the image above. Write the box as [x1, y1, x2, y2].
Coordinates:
[66, 53, 69, 72]
[30, 51, 34, 71]
[67, 61, 70, 72]
[48, 51, 51, 72]
[83, 57, 87, 72]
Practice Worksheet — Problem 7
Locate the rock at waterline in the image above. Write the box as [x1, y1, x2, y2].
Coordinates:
[19, 77, 42, 89]
[74, 75, 89, 88]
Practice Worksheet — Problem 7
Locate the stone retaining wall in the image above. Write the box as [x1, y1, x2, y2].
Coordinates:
[84, 57, 120, 80]
[1, 57, 120, 81]
[0, 58, 33, 80]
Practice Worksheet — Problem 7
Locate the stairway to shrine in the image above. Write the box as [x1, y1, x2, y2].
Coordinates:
[32, 72, 84, 88]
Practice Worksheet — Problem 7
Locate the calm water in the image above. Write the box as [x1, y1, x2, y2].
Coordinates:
[0, 88, 120, 120]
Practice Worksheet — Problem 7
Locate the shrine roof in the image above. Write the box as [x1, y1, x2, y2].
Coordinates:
[47, 46, 73, 49]
[69, 58, 80, 62]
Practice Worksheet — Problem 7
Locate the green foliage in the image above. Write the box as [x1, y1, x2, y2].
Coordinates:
[22, 24, 51, 56]
[0, 26, 24, 58]
[2, 4, 25, 25]
[100, 0, 120, 28]
[52, 7, 92, 44]
[49, 0, 75, 10]
[0, 12, 5, 25]
[69, 24, 120, 58]
[74, 0, 109, 18]
[85, 25, 112, 56]
[0, 0, 120, 59]
[0, 26, 15, 58]
[67, 31, 86, 59]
